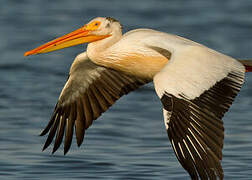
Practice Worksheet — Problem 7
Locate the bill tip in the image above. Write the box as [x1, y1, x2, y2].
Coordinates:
[24, 50, 37, 57]
[24, 51, 31, 57]
[24, 51, 30, 57]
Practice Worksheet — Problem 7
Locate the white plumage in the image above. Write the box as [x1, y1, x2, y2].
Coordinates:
[154, 45, 244, 99]
[24, 17, 251, 180]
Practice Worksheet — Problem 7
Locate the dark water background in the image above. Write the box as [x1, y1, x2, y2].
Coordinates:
[1, 0, 252, 179]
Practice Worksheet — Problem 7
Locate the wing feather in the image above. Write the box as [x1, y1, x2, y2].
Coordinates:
[154, 46, 245, 179]
[75, 99, 85, 147]
[64, 103, 76, 154]
[41, 53, 149, 153]
[53, 114, 66, 153]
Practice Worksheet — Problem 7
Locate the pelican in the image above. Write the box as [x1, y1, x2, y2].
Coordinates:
[25, 17, 252, 180]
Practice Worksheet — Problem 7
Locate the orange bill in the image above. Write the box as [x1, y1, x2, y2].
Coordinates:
[24, 26, 110, 56]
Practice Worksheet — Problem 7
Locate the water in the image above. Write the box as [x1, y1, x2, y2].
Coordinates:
[1, 0, 252, 179]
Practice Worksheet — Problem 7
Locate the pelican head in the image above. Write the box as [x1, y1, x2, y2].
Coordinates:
[24, 17, 122, 56]
[86, 17, 122, 36]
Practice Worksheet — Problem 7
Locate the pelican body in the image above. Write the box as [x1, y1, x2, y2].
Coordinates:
[25, 17, 252, 180]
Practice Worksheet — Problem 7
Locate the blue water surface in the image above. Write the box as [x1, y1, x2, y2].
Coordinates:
[1, 0, 252, 179]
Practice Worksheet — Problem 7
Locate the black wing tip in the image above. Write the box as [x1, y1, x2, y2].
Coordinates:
[77, 141, 83, 147]
[42, 144, 48, 152]
[64, 147, 70, 155]
[52, 144, 60, 154]
[42, 139, 52, 151]
[42, 144, 69, 155]
[76, 132, 85, 147]
[41, 144, 70, 155]
[40, 130, 47, 136]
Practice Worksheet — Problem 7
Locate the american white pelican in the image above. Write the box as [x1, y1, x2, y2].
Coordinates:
[25, 17, 252, 180]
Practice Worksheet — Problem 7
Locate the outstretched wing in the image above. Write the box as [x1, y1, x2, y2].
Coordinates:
[41, 53, 150, 154]
[154, 46, 245, 180]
